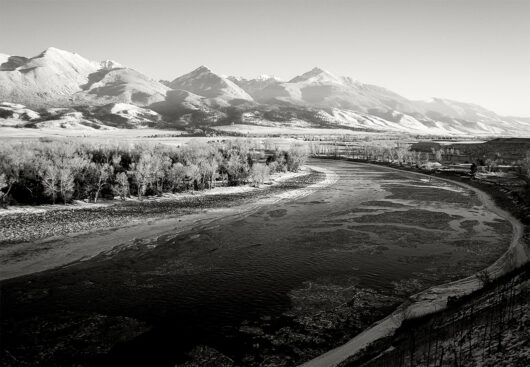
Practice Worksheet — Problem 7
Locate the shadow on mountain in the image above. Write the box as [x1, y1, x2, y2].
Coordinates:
[80, 69, 113, 91]
[0, 56, 29, 71]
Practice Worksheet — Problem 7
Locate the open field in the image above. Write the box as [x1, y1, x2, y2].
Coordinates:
[211, 124, 395, 136]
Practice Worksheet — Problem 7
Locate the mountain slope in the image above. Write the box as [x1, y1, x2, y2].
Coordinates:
[74, 68, 169, 106]
[0, 47, 100, 107]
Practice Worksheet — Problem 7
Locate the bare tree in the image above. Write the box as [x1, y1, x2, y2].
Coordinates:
[58, 168, 75, 204]
[226, 154, 249, 185]
[286, 143, 309, 172]
[131, 152, 157, 199]
[152, 154, 171, 195]
[113, 172, 129, 200]
[91, 162, 114, 203]
[199, 158, 219, 189]
[185, 164, 201, 190]
[250, 163, 270, 187]
[168, 162, 187, 192]
[42, 165, 60, 204]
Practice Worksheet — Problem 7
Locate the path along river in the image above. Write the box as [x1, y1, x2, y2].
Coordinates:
[0, 159, 514, 367]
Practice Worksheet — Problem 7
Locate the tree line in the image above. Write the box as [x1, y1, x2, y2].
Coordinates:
[309, 141, 530, 181]
[0, 139, 309, 207]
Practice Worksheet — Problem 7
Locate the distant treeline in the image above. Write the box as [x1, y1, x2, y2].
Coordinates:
[309, 141, 530, 181]
[0, 139, 309, 206]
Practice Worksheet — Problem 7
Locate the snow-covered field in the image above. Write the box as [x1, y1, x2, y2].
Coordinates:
[212, 124, 379, 136]
[0, 126, 184, 139]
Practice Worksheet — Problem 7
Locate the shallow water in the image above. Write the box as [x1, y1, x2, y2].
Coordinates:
[0, 160, 512, 367]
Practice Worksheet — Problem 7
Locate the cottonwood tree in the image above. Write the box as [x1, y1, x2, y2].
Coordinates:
[42, 165, 60, 204]
[113, 172, 129, 200]
[286, 144, 309, 172]
[58, 168, 75, 204]
[395, 146, 409, 165]
[131, 152, 156, 200]
[199, 158, 219, 189]
[226, 154, 249, 185]
[250, 163, 270, 187]
[152, 153, 171, 195]
[91, 162, 114, 203]
[168, 162, 187, 192]
[185, 164, 201, 190]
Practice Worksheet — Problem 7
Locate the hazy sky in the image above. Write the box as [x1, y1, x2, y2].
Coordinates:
[1, 0, 529, 116]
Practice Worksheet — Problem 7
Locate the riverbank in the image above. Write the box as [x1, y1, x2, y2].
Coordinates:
[0, 166, 337, 280]
[301, 157, 529, 367]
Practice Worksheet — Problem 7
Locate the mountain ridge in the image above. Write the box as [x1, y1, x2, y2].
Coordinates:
[1, 47, 529, 136]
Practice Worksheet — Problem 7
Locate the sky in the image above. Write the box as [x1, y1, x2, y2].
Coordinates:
[1, 0, 529, 116]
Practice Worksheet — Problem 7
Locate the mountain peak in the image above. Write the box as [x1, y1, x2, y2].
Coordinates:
[309, 66, 324, 73]
[289, 67, 339, 83]
[194, 65, 212, 73]
[40, 46, 73, 57]
[168, 65, 253, 102]
[44, 46, 62, 53]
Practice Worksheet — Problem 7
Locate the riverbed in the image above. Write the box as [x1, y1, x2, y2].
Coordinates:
[0, 159, 512, 367]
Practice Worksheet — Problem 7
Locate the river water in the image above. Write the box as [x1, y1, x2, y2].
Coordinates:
[0, 160, 512, 367]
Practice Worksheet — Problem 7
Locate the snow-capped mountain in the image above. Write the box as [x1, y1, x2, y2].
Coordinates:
[236, 66, 418, 113]
[0, 47, 169, 107]
[167, 66, 253, 107]
[1, 47, 529, 135]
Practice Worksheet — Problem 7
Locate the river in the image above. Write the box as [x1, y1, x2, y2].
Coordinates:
[0, 159, 512, 367]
